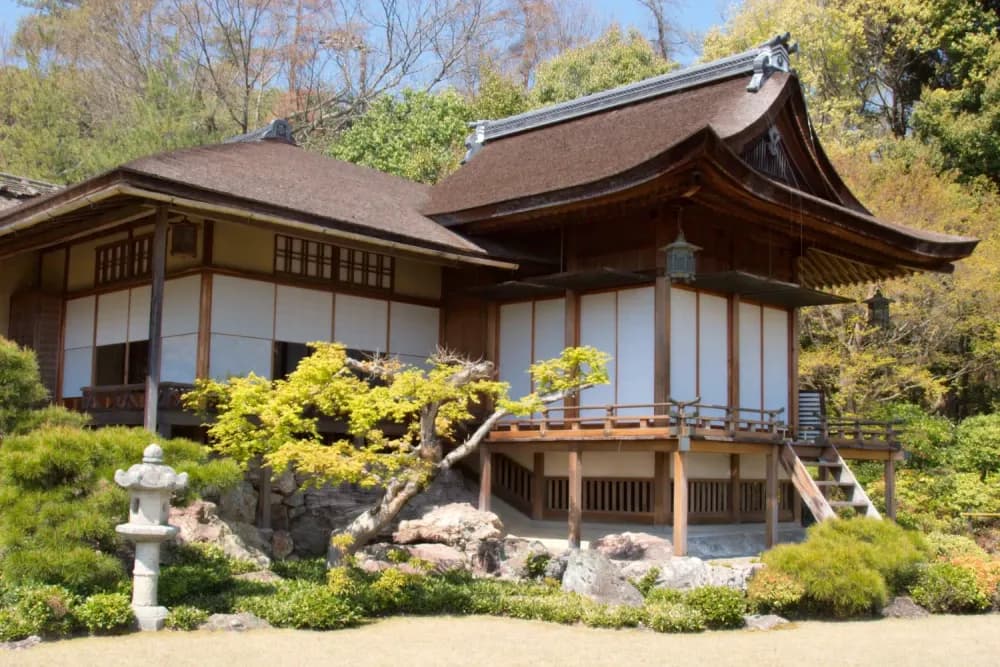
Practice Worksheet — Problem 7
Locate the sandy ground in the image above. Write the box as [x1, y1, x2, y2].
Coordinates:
[6, 614, 1000, 667]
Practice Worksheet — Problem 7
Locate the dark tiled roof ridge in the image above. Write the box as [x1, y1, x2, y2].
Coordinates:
[466, 32, 797, 151]
[0, 171, 61, 197]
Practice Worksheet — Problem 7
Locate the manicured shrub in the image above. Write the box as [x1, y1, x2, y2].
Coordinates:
[646, 602, 705, 633]
[159, 544, 256, 607]
[684, 586, 746, 629]
[581, 603, 645, 629]
[74, 593, 134, 634]
[236, 580, 363, 630]
[0, 585, 78, 641]
[910, 562, 990, 613]
[525, 552, 551, 579]
[644, 587, 684, 605]
[165, 606, 209, 631]
[809, 519, 930, 592]
[499, 593, 587, 624]
[0, 337, 49, 437]
[945, 556, 1000, 609]
[926, 532, 988, 560]
[747, 568, 805, 615]
[274, 557, 328, 583]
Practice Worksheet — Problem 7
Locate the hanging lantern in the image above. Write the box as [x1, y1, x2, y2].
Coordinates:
[864, 287, 892, 329]
[663, 208, 701, 283]
[169, 218, 198, 257]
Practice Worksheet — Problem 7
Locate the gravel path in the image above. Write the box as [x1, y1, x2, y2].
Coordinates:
[6, 614, 1000, 666]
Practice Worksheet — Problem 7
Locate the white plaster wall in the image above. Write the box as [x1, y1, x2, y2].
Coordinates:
[275, 285, 333, 343]
[762, 306, 790, 418]
[95, 290, 130, 346]
[128, 286, 151, 342]
[544, 451, 655, 478]
[698, 293, 729, 415]
[678, 452, 731, 479]
[670, 287, 697, 402]
[211, 275, 275, 339]
[162, 275, 201, 337]
[389, 301, 440, 359]
[498, 302, 532, 400]
[61, 346, 92, 398]
[739, 453, 791, 480]
[505, 450, 534, 470]
[335, 294, 388, 352]
[617, 287, 655, 414]
[64, 296, 96, 350]
[209, 334, 271, 379]
[579, 292, 616, 415]
[162, 334, 198, 383]
[739, 302, 762, 416]
[532, 298, 565, 363]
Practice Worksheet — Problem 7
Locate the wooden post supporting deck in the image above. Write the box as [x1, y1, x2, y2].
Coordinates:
[568, 447, 583, 549]
[765, 450, 779, 548]
[143, 205, 168, 434]
[672, 451, 688, 556]
[532, 452, 545, 519]
[478, 445, 492, 513]
[729, 453, 741, 523]
[653, 452, 668, 525]
[884, 458, 897, 521]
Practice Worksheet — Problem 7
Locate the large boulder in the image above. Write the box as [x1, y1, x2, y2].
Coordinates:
[217, 481, 258, 524]
[393, 503, 504, 552]
[405, 543, 468, 572]
[591, 532, 673, 561]
[497, 538, 551, 580]
[744, 614, 790, 631]
[170, 500, 271, 568]
[199, 613, 271, 632]
[881, 596, 930, 619]
[561, 550, 644, 607]
[653, 556, 759, 591]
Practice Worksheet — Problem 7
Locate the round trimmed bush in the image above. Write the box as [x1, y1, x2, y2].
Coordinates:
[911, 562, 990, 613]
[75, 593, 134, 634]
[0, 585, 78, 640]
[747, 568, 805, 615]
[236, 581, 363, 630]
[165, 606, 209, 631]
[646, 602, 705, 633]
[684, 586, 746, 629]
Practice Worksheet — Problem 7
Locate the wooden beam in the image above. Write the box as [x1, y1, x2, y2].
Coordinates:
[568, 447, 583, 549]
[195, 272, 213, 378]
[729, 453, 741, 523]
[765, 450, 779, 548]
[143, 205, 168, 434]
[532, 452, 545, 520]
[672, 450, 688, 556]
[478, 445, 492, 512]
[653, 451, 668, 525]
[884, 457, 896, 521]
[654, 225, 670, 408]
[564, 289, 580, 420]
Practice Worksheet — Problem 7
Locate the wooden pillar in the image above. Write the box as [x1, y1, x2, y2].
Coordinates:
[672, 450, 688, 556]
[765, 449, 779, 548]
[478, 445, 492, 512]
[195, 272, 213, 379]
[531, 452, 545, 520]
[653, 451, 668, 525]
[143, 205, 168, 433]
[884, 457, 897, 521]
[564, 289, 580, 419]
[568, 447, 583, 549]
[729, 453, 741, 523]
[654, 248, 671, 408]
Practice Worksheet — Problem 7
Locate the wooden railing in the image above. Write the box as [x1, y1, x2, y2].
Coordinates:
[493, 400, 787, 441]
[65, 382, 195, 412]
[822, 418, 901, 449]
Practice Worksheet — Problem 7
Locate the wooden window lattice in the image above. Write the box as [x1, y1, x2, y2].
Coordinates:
[95, 234, 152, 286]
[275, 234, 392, 290]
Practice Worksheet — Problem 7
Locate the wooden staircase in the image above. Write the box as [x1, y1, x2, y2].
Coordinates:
[779, 443, 881, 522]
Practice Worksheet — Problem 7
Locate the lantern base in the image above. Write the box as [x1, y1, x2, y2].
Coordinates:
[133, 605, 169, 632]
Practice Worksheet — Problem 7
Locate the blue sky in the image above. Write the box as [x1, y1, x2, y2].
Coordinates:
[0, 0, 731, 63]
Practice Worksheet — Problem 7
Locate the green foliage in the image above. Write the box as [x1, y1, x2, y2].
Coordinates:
[644, 587, 684, 606]
[236, 580, 364, 630]
[883, 468, 1000, 533]
[0, 338, 49, 437]
[525, 553, 551, 580]
[532, 26, 675, 107]
[165, 605, 209, 631]
[159, 544, 256, 608]
[763, 519, 930, 617]
[911, 562, 991, 613]
[329, 89, 471, 184]
[954, 413, 1000, 481]
[877, 404, 955, 469]
[470, 68, 530, 120]
[645, 602, 706, 633]
[74, 593, 134, 634]
[272, 558, 328, 584]
[0, 585, 77, 641]
[684, 586, 747, 629]
[926, 532, 988, 560]
[747, 568, 805, 615]
[632, 567, 661, 597]
[0, 426, 240, 595]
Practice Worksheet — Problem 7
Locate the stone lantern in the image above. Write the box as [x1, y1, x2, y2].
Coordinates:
[115, 444, 188, 631]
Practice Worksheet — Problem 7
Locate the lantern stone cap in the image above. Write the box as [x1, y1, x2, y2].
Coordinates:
[115, 524, 178, 540]
[114, 444, 189, 492]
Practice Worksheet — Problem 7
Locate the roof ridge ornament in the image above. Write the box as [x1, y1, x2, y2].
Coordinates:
[461, 32, 799, 157]
[747, 32, 798, 93]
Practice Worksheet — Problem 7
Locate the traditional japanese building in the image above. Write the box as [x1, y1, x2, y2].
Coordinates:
[0, 35, 978, 554]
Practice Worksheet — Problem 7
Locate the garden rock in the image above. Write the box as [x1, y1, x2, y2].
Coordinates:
[544, 551, 570, 582]
[394, 503, 504, 552]
[1, 635, 41, 651]
[743, 614, 790, 631]
[591, 532, 673, 561]
[170, 500, 271, 568]
[405, 543, 468, 572]
[271, 530, 294, 560]
[218, 481, 258, 524]
[881, 596, 930, 619]
[653, 557, 759, 591]
[561, 549, 644, 607]
[497, 538, 551, 580]
[199, 613, 272, 632]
